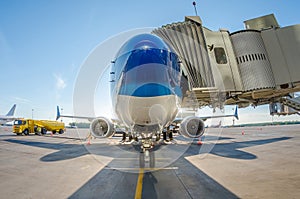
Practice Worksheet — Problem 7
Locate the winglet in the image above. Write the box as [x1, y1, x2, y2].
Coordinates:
[56, 106, 60, 121]
[6, 104, 16, 116]
[234, 106, 239, 120]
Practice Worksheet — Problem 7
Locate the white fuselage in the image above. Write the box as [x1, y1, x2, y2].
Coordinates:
[115, 94, 181, 129]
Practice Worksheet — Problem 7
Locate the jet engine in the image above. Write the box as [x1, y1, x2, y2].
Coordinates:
[179, 116, 205, 138]
[90, 117, 114, 138]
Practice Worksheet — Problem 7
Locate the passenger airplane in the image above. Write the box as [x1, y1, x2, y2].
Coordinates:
[0, 104, 17, 125]
[57, 34, 238, 152]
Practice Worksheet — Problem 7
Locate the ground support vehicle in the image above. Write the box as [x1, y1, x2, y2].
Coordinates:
[13, 119, 65, 135]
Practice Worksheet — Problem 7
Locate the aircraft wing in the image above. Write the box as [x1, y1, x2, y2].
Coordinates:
[200, 106, 239, 121]
[56, 106, 120, 123]
[172, 106, 238, 125]
[0, 117, 23, 125]
[56, 106, 99, 122]
[0, 117, 17, 121]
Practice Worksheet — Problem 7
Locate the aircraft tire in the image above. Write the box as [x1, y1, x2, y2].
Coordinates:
[23, 129, 29, 136]
[41, 128, 47, 135]
[156, 133, 160, 141]
[150, 151, 155, 168]
[139, 152, 145, 168]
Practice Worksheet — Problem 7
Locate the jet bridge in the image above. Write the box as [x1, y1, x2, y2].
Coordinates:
[152, 16, 215, 89]
[269, 97, 300, 116]
[153, 14, 300, 111]
[282, 97, 300, 112]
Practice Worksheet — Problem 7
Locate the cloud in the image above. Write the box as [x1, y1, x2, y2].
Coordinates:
[11, 96, 32, 104]
[53, 73, 66, 90]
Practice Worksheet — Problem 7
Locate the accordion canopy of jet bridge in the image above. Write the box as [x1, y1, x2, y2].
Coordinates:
[153, 14, 300, 109]
[152, 16, 215, 89]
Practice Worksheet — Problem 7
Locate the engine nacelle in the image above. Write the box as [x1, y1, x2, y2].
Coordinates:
[90, 117, 114, 138]
[179, 116, 205, 138]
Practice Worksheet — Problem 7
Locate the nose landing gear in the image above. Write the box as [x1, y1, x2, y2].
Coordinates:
[139, 138, 155, 169]
[139, 149, 155, 169]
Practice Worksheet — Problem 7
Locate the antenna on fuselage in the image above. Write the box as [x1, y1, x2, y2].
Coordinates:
[192, 1, 198, 16]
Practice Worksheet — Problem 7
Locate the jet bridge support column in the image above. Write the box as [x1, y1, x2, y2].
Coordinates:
[281, 97, 300, 112]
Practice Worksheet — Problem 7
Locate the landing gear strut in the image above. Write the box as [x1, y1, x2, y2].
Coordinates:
[139, 138, 155, 168]
[139, 149, 155, 168]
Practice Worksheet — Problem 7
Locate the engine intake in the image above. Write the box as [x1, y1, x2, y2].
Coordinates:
[179, 116, 205, 138]
[90, 117, 114, 138]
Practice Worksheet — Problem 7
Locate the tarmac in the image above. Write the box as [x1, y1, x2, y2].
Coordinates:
[0, 125, 299, 199]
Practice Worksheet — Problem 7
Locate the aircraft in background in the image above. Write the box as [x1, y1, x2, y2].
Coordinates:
[57, 34, 238, 152]
[0, 104, 17, 125]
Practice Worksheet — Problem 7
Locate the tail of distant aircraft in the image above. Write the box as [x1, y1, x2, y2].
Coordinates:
[234, 106, 239, 120]
[56, 106, 60, 121]
[6, 104, 16, 116]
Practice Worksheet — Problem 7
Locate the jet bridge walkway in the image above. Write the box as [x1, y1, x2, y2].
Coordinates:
[154, 14, 300, 111]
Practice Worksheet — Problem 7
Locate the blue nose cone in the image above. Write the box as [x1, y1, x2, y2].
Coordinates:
[112, 34, 182, 98]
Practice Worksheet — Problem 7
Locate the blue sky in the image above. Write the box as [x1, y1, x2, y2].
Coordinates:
[0, 0, 299, 125]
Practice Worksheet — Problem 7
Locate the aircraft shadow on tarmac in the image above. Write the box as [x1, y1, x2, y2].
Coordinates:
[4, 139, 89, 161]
[70, 136, 292, 199]
[4, 136, 292, 199]
[189, 135, 291, 160]
[4, 136, 291, 162]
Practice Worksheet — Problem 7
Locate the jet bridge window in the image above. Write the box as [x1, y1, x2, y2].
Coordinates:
[214, 47, 227, 64]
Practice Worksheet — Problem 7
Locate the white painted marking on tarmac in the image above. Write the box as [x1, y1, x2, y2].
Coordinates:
[104, 167, 178, 171]
[113, 158, 172, 160]
[80, 165, 91, 170]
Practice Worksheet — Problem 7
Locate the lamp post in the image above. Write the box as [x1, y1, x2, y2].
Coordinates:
[232, 108, 235, 126]
[192, 1, 198, 16]
[61, 108, 63, 122]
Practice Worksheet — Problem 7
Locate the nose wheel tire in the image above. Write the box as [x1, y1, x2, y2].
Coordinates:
[139, 152, 145, 168]
[139, 150, 155, 169]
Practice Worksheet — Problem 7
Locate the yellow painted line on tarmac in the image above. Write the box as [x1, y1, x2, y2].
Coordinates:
[134, 168, 144, 199]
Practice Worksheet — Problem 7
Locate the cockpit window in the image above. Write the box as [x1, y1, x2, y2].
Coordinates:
[124, 49, 168, 72]
[115, 34, 171, 58]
